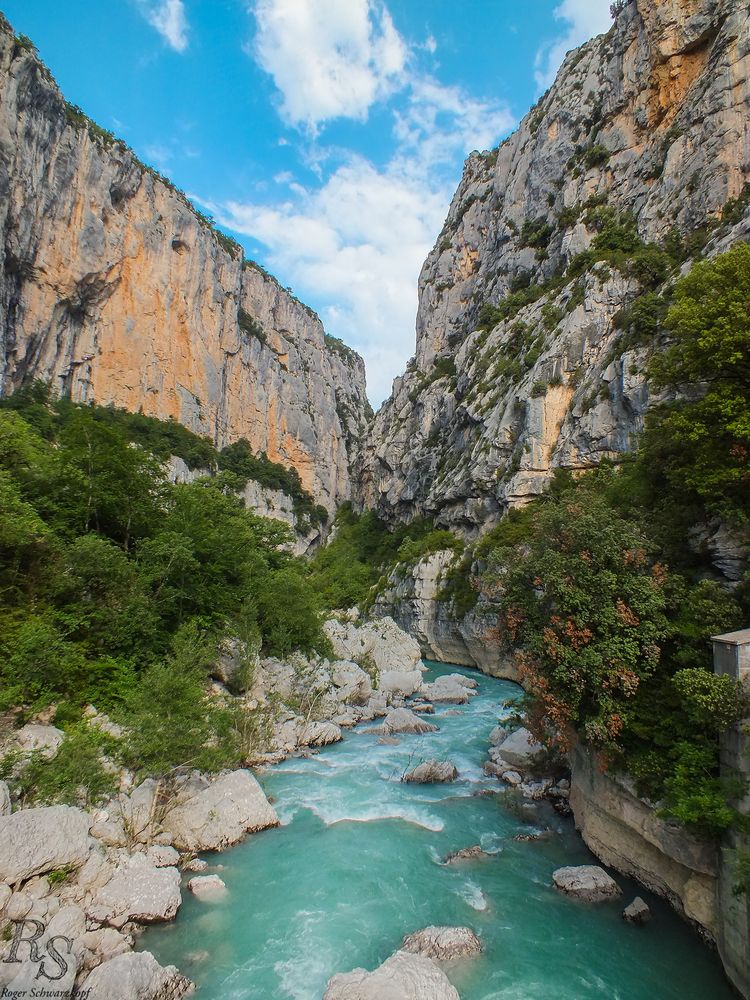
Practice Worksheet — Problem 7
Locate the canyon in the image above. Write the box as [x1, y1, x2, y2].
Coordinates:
[0, 0, 749, 997]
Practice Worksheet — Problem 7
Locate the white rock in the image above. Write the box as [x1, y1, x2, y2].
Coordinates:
[623, 896, 652, 923]
[552, 865, 622, 902]
[382, 708, 438, 736]
[147, 845, 180, 869]
[0, 781, 10, 816]
[331, 660, 372, 704]
[87, 855, 181, 925]
[183, 858, 208, 873]
[323, 615, 423, 675]
[402, 925, 482, 960]
[403, 760, 458, 784]
[81, 950, 193, 1000]
[15, 723, 65, 758]
[420, 677, 470, 704]
[501, 770, 523, 786]
[298, 721, 342, 748]
[379, 670, 424, 697]
[489, 726, 509, 747]
[493, 728, 538, 769]
[0, 805, 91, 883]
[188, 874, 227, 899]
[323, 950, 459, 1000]
[162, 769, 278, 852]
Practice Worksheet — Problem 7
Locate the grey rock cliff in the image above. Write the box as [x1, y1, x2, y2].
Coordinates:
[358, 0, 750, 532]
[0, 19, 369, 513]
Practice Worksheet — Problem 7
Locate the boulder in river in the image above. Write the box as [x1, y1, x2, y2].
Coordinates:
[623, 896, 652, 923]
[162, 769, 279, 851]
[402, 925, 483, 960]
[403, 760, 458, 784]
[492, 727, 538, 770]
[552, 865, 622, 902]
[382, 708, 438, 736]
[420, 676, 472, 704]
[323, 949, 459, 1000]
[0, 804, 91, 882]
[442, 845, 486, 864]
[81, 950, 193, 1000]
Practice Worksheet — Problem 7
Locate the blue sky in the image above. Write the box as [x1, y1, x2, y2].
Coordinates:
[4, 0, 612, 404]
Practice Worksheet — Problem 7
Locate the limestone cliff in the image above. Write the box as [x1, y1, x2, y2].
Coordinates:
[358, 0, 750, 532]
[0, 19, 370, 513]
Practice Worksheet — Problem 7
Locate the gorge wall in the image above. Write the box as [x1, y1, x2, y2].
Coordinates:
[357, 0, 750, 535]
[0, 18, 370, 513]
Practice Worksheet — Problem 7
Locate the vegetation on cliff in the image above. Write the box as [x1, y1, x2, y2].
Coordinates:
[0, 386, 332, 803]
[480, 245, 750, 837]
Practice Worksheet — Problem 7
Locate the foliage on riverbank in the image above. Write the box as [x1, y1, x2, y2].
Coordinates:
[479, 245, 750, 838]
[0, 387, 331, 799]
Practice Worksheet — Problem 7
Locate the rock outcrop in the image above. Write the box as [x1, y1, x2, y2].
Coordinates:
[162, 770, 279, 851]
[0, 805, 91, 882]
[82, 950, 193, 1000]
[358, 0, 750, 532]
[0, 17, 369, 513]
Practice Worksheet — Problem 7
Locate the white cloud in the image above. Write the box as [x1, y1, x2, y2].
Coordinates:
[209, 76, 513, 405]
[139, 0, 189, 53]
[535, 0, 612, 91]
[251, 0, 408, 130]
[226, 1, 514, 405]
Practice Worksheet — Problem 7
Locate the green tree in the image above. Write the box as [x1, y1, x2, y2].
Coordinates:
[646, 242, 750, 520]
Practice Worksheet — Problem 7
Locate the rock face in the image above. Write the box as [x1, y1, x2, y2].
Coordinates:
[324, 616, 423, 675]
[162, 770, 279, 851]
[401, 925, 482, 960]
[357, 0, 750, 532]
[82, 950, 193, 1000]
[0, 18, 369, 513]
[569, 744, 719, 934]
[323, 950, 460, 1000]
[552, 865, 622, 902]
[0, 805, 91, 882]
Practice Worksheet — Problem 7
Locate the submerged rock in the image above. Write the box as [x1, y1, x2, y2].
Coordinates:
[382, 708, 439, 736]
[162, 770, 278, 851]
[623, 896, 652, 924]
[403, 760, 458, 784]
[323, 950, 459, 1000]
[442, 845, 486, 864]
[402, 925, 482, 960]
[82, 950, 193, 1000]
[188, 875, 227, 899]
[552, 865, 622, 902]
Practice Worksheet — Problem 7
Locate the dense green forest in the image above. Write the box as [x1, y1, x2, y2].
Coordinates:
[0, 386, 331, 803]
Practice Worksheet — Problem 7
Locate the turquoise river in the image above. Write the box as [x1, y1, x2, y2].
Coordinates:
[142, 662, 733, 1000]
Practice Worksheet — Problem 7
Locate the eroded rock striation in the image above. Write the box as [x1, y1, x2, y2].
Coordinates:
[358, 0, 750, 533]
[0, 18, 369, 513]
